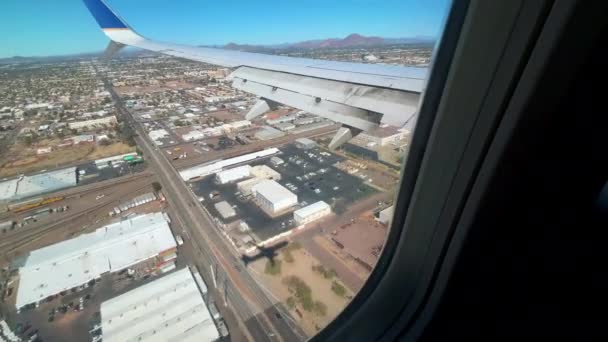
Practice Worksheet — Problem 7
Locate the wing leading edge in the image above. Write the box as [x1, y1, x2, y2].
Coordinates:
[82, 0, 427, 149]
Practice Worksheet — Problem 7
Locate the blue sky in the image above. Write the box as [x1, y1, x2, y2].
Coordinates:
[0, 0, 450, 58]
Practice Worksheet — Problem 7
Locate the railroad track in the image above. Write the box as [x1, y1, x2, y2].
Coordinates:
[0, 171, 154, 220]
[0, 181, 155, 255]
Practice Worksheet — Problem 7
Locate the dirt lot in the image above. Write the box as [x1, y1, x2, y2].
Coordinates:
[0, 141, 135, 177]
[208, 110, 244, 122]
[249, 246, 353, 336]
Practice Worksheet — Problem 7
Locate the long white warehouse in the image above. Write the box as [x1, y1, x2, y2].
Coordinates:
[0, 167, 77, 202]
[179, 148, 280, 181]
[101, 267, 220, 342]
[215, 165, 251, 184]
[294, 201, 332, 225]
[15, 212, 176, 309]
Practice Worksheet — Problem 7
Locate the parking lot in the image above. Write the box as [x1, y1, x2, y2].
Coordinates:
[76, 160, 146, 186]
[193, 144, 377, 242]
[2, 254, 187, 342]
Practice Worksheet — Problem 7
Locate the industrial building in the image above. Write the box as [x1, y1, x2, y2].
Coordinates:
[275, 122, 296, 131]
[100, 267, 221, 342]
[215, 165, 251, 184]
[294, 201, 332, 225]
[214, 201, 236, 219]
[295, 137, 317, 149]
[251, 165, 281, 181]
[179, 148, 280, 181]
[378, 205, 395, 226]
[270, 156, 285, 167]
[0, 167, 77, 202]
[15, 212, 176, 309]
[353, 124, 406, 147]
[254, 126, 286, 140]
[266, 114, 297, 125]
[236, 177, 265, 196]
[252, 180, 298, 214]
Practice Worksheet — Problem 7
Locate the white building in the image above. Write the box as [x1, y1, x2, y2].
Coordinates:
[182, 130, 205, 142]
[180, 148, 279, 181]
[294, 201, 331, 225]
[354, 124, 407, 147]
[215, 165, 251, 184]
[0, 167, 77, 201]
[378, 205, 395, 226]
[15, 213, 176, 309]
[251, 165, 281, 181]
[100, 267, 221, 342]
[252, 180, 297, 214]
[214, 201, 236, 219]
[236, 178, 264, 196]
[148, 129, 170, 144]
[254, 126, 285, 140]
[68, 115, 117, 130]
[295, 137, 317, 149]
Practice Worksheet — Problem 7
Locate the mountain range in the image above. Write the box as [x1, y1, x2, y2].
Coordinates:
[0, 34, 435, 63]
[221, 33, 435, 52]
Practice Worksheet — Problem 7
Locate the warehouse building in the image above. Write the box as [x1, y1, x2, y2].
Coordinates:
[15, 212, 176, 309]
[294, 201, 332, 225]
[295, 137, 317, 149]
[215, 165, 251, 184]
[270, 156, 284, 167]
[252, 180, 298, 214]
[214, 201, 236, 219]
[236, 178, 265, 196]
[254, 126, 286, 140]
[0, 167, 77, 202]
[378, 205, 395, 226]
[251, 165, 281, 181]
[275, 122, 296, 131]
[100, 267, 221, 342]
[180, 148, 280, 181]
[353, 124, 407, 147]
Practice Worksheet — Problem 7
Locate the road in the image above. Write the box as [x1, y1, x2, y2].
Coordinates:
[101, 73, 307, 342]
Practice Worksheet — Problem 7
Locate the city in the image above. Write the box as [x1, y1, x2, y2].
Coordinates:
[0, 42, 429, 341]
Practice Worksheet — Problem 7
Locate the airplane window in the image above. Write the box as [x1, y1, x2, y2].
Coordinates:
[0, 0, 451, 341]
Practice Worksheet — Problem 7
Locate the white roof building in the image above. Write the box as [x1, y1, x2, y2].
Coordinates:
[15, 213, 176, 309]
[215, 165, 251, 184]
[0, 167, 77, 202]
[251, 165, 281, 181]
[252, 180, 297, 214]
[214, 201, 236, 219]
[101, 267, 220, 342]
[149, 129, 170, 144]
[0, 178, 19, 201]
[294, 201, 331, 225]
[180, 148, 279, 181]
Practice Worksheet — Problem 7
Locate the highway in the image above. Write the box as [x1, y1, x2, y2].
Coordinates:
[100, 73, 307, 342]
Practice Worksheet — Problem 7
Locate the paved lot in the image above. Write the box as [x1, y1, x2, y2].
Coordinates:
[193, 144, 377, 242]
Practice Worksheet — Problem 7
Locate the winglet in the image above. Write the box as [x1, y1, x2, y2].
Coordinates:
[82, 0, 129, 30]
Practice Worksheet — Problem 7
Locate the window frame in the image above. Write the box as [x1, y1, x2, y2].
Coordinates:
[313, 0, 558, 340]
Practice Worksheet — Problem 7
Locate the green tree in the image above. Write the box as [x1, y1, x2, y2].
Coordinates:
[312, 300, 327, 316]
[152, 182, 162, 193]
[331, 281, 347, 297]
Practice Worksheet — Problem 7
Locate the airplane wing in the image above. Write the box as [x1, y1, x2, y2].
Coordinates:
[83, 0, 427, 149]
